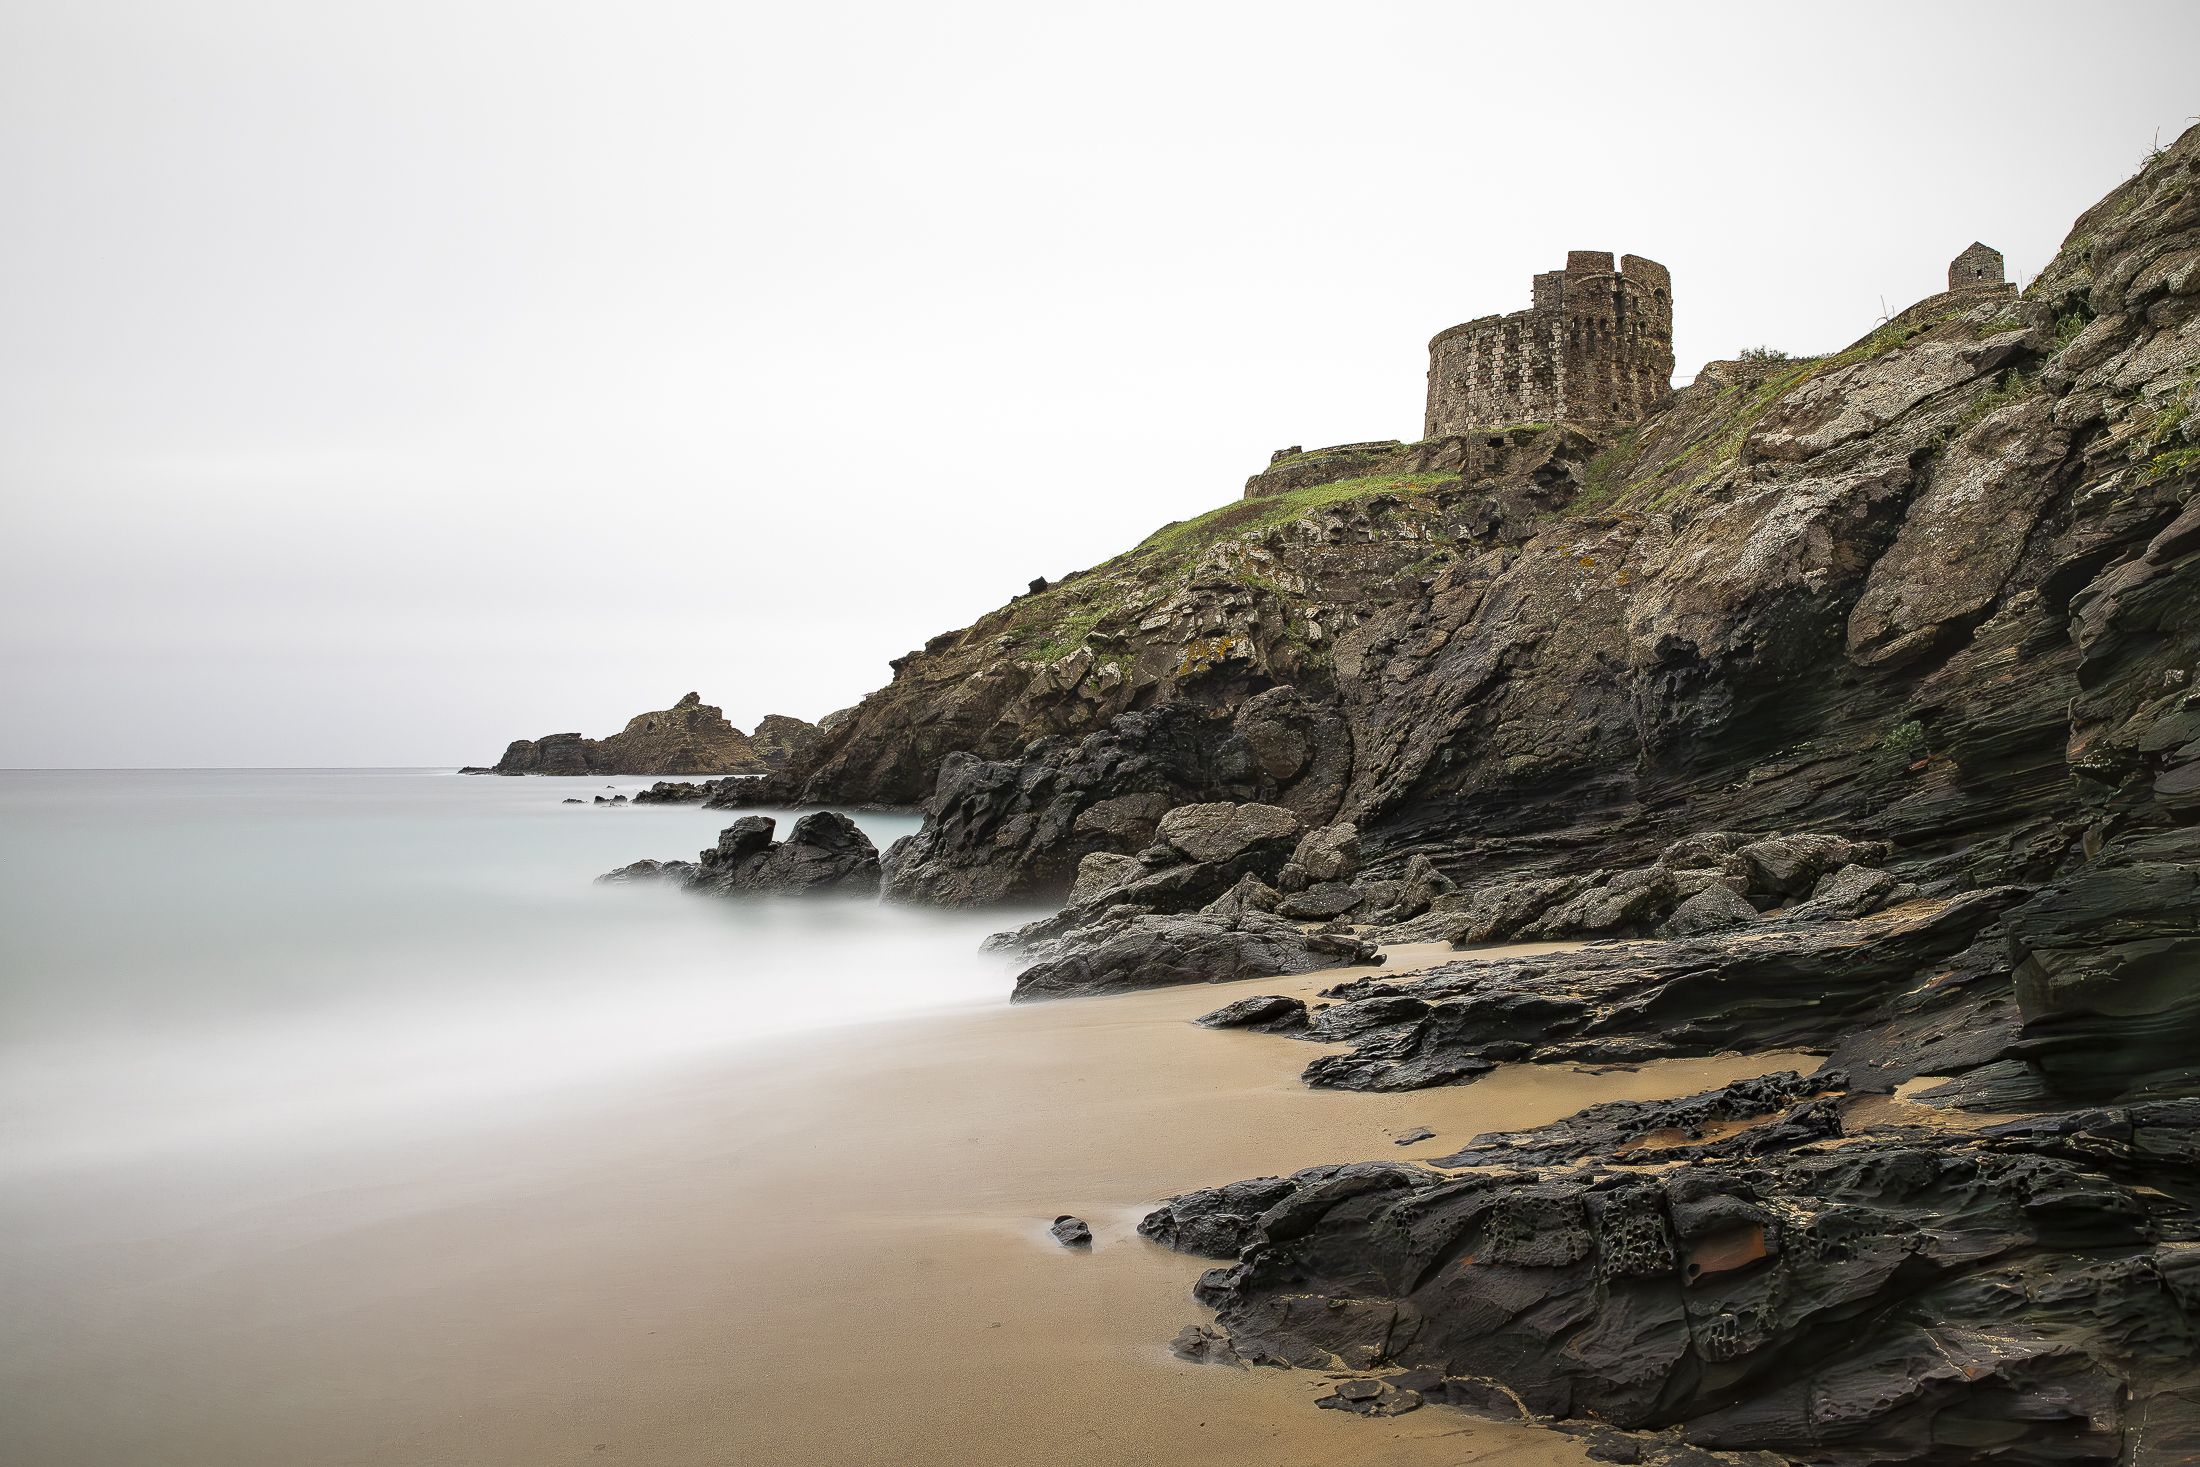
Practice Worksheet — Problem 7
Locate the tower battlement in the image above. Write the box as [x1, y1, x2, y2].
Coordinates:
[1424, 252, 1674, 438]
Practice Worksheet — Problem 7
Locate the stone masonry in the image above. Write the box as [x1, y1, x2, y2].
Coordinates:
[1424, 251, 1674, 437]
[1948, 241, 2006, 290]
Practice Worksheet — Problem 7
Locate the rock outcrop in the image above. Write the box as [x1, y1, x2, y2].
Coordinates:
[598, 812, 880, 898]
[473, 693, 816, 777]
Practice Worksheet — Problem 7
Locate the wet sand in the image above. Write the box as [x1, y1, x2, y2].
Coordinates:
[3, 942, 1817, 1466]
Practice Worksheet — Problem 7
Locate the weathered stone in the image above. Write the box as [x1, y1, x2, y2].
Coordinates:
[1066, 851, 1144, 906]
[1659, 884, 1759, 938]
[1787, 863, 1904, 921]
[1281, 823, 1361, 890]
[1275, 881, 1366, 921]
[1010, 909, 1379, 1002]
[1733, 834, 1893, 899]
[1156, 802, 1304, 866]
[1195, 994, 1309, 1033]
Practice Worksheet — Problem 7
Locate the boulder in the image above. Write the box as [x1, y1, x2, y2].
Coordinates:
[1048, 1215, 1092, 1248]
[1279, 823, 1360, 891]
[683, 812, 882, 897]
[1787, 863, 1905, 921]
[1011, 909, 1379, 1001]
[1524, 865, 1679, 937]
[1659, 884, 1759, 938]
[1443, 874, 1591, 945]
[1155, 802, 1303, 866]
[1195, 994, 1310, 1032]
[1734, 834, 1893, 899]
[1067, 851, 1145, 905]
[1200, 873, 1282, 921]
[1276, 881, 1366, 921]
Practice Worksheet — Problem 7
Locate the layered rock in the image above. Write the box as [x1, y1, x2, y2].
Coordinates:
[473, 693, 816, 777]
[1145, 1124, 2200, 1465]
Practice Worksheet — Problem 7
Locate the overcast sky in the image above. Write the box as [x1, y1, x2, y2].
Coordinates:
[2, 2, 2195, 767]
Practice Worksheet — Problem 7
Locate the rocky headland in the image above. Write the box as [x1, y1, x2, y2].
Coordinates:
[467, 692, 819, 776]
[590, 128, 2200, 1464]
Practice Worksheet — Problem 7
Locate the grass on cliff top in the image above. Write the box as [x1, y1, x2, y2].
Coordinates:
[999, 471, 1458, 663]
[1120, 472, 1455, 571]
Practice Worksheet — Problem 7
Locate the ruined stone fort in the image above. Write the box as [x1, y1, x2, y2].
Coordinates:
[1423, 250, 1675, 438]
[1243, 240, 2013, 500]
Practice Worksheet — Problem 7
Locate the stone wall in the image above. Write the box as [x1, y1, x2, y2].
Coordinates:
[1424, 252, 1674, 437]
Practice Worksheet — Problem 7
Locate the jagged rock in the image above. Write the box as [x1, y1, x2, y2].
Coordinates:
[1195, 994, 1309, 1032]
[1156, 802, 1303, 866]
[1200, 873, 1282, 920]
[594, 857, 693, 884]
[1443, 874, 1590, 945]
[1395, 854, 1456, 916]
[1659, 884, 1759, 938]
[1436, 1071, 1839, 1168]
[1787, 863, 1906, 921]
[1523, 865, 1679, 937]
[630, 780, 709, 804]
[1011, 908, 1379, 1001]
[1151, 1120, 2196, 1464]
[1071, 792, 1173, 847]
[1305, 891, 2020, 1091]
[1734, 834, 1894, 900]
[1048, 1215, 1092, 1248]
[1067, 851, 1145, 905]
[1279, 822, 1360, 891]
[880, 704, 1336, 907]
[477, 693, 813, 777]
[614, 812, 882, 898]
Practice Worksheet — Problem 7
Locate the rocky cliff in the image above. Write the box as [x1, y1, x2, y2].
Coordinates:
[742, 125, 2198, 916]
[472, 692, 816, 776]
[591, 129, 2200, 1464]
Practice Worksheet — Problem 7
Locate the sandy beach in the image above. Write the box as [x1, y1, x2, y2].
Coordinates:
[5, 941, 1817, 1466]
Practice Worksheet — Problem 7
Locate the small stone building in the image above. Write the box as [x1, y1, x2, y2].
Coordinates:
[1948, 242, 2006, 290]
[1424, 251, 1675, 438]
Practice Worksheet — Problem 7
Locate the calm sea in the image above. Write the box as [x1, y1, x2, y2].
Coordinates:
[0, 768, 1015, 1175]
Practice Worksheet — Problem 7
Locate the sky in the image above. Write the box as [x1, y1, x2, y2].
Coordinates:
[1, 1, 2195, 767]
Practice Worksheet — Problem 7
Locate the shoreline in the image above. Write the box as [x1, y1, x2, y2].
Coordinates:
[3, 938, 1818, 1467]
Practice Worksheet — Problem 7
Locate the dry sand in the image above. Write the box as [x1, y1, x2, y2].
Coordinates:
[4, 942, 1817, 1466]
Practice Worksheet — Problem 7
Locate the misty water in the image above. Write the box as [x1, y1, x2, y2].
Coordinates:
[0, 770, 1030, 1443]
[0, 769, 1023, 1176]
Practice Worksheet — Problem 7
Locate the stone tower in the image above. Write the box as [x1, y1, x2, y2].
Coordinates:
[1424, 251, 1674, 439]
[1948, 242, 2006, 290]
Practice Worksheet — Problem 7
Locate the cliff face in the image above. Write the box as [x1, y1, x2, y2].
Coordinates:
[482, 693, 816, 776]
[765, 125, 2199, 901]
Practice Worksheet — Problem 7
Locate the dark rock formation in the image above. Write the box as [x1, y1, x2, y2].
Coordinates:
[600, 813, 880, 898]
[1149, 1120, 2200, 1466]
[1435, 1070, 1840, 1168]
[474, 693, 816, 777]
[1010, 908, 1379, 1002]
[1297, 891, 2020, 1091]
[1049, 1215, 1092, 1248]
[1194, 994, 1309, 1033]
[878, 694, 1346, 908]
